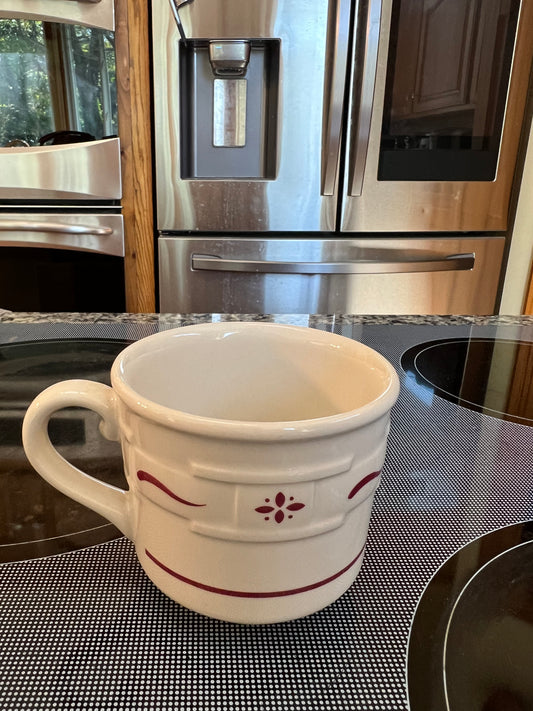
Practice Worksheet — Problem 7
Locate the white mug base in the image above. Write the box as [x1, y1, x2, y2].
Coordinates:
[138, 546, 366, 624]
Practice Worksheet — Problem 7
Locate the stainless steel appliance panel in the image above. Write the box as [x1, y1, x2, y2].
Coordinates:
[0, 213, 126, 310]
[154, 0, 532, 235]
[0, 0, 125, 311]
[154, 0, 531, 314]
[0, 139, 121, 201]
[152, 0, 346, 231]
[0, 213, 124, 256]
[0, 0, 115, 31]
[340, 0, 533, 232]
[0, 2, 121, 201]
[159, 235, 505, 314]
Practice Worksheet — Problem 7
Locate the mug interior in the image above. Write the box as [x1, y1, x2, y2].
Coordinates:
[116, 324, 394, 423]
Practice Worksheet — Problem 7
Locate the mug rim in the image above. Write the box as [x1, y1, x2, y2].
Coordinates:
[110, 322, 400, 441]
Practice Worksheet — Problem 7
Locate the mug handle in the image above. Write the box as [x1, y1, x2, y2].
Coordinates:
[22, 379, 133, 539]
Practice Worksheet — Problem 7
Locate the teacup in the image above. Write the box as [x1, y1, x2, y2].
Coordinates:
[22, 322, 399, 624]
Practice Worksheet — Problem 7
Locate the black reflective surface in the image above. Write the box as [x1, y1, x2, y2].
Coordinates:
[379, 0, 519, 181]
[407, 522, 533, 711]
[0, 339, 131, 562]
[401, 338, 533, 424]
[0, 248, 126, 312]
[445, 538, 533, 711]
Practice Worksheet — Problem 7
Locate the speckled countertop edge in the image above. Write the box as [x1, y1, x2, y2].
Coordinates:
[1, 311, 533, 326]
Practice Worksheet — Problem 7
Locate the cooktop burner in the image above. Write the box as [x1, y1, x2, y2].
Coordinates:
[0, 339, 131, 563]
[401, 338, 533, 424]
[407, 521, 533, 711]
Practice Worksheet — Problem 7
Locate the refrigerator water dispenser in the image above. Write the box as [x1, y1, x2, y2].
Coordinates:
[179, 38, 280, 179]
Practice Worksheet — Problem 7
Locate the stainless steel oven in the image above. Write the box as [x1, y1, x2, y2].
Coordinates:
[0, 210, 124, 311]
[153, 0, 533, 314]
[0, 0, 124, 312]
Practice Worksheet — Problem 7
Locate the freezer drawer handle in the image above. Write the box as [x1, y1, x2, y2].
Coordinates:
[0, 220, 113, 236]
[192, 253, 475, 274]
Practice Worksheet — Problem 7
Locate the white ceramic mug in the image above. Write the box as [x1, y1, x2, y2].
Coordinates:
[22, 322, 399, 624]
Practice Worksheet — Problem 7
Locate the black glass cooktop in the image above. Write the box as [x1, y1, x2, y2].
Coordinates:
[401, 338, 533, 425]
[0, 339, 131, 562]
[0, 321, 532, 711]
[407, 521, 533, 711]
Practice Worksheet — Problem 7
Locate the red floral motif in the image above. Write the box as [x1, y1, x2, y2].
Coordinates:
[255, 491, 305, 523]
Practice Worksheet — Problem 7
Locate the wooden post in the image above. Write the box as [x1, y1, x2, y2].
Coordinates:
[115, 0, 155, 313]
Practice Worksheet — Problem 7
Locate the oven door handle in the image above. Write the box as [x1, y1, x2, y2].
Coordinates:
[0, 220, 113, 236]
[0, 216, 124, 256]
[192, 253, 475, 274]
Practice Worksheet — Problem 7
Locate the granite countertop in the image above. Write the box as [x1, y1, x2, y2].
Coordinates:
[1, 310, 533, 326]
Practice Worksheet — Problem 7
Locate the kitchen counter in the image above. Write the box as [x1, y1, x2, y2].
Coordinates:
[1, 313, 532, 711]
[2, 310, 533, 325]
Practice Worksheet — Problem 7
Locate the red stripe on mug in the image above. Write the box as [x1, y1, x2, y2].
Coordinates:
[348, 470, 381, 500]
[145, 546, 365, 598]
[137, 470, 206, 507]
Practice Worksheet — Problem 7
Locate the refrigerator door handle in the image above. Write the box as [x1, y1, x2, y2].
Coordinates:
[321, 0, 352, 196]
[348, 0, 383, 197]
[192, 253, 475, 274]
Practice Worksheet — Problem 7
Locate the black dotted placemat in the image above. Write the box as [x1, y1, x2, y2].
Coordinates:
[0, 528, 412, 710]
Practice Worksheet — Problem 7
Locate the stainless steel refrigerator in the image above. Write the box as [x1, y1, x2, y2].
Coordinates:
[153, 0, 532, 314]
